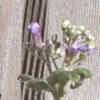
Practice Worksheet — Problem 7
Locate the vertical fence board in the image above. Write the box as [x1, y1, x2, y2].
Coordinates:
[0, 0, 100, 100]
[45, 0, 100, 100]
[0, 0, 25, 100]
[21, 0, 48, 100]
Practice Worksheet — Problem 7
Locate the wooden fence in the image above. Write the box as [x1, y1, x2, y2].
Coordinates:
[0, 0, 100, 100]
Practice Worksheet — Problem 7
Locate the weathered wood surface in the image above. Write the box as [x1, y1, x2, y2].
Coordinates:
[0, 0, 100, 100]
[0, 0, 25, 100]
[45, 0, 100, 100]
[21, 0, 48, 100]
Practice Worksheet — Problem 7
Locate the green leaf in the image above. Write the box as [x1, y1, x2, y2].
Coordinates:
[26, 79, 51, 92]
[69, 68, 91, 89]
[58, 83, 65, 97]
[79, 53, 86, 60]
[47, 76, 58, 86]
[47, 68, 70, 86]
[68, 71, 80, 81]
[73, 68, 91, 78]
[47, 69, 61, 86]
[57, 71, 69, 84]
[18, 74, 33, 82]
[70, 80, 83, 89]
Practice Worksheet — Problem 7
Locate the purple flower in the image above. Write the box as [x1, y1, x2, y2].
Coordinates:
[69, 42, 96, 56]
[69, 42, 80, 56]
[70, 47, 78, 56]
[78, 44, 89, 52]
[61, 42, 79, 56]
[28, 22, 42, 48]
[28, 22, 41, 36]
[78, 44, 96, 53]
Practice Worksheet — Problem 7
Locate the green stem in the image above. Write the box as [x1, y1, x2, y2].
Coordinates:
[53, 96, 64, 100]
[51, 57, 58, 69]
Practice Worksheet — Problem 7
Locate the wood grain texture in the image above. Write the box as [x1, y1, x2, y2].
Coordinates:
[0, 0, 25, 100]
[45, 0, 100, 100]
[21, 0, 48, 100]
[0, 0, 100, 100]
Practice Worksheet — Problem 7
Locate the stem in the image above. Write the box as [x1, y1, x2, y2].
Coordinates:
[46, 56, 52, 73]
[54, 96, 64, 100]
[40, 50, 52, 73]
[52, 57, 58, 69]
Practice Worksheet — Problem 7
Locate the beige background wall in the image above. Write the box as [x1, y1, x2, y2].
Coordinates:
[0, 0, 100, 100]
[0, 0, 24, 100]
[45, 0, 100, 100]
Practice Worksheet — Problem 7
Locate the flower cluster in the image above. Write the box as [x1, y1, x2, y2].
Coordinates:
[27, 21, 96, 67]
[28, 22, 43, 48]
[19, 20, 96, 100]
[61, 20, 96, 66]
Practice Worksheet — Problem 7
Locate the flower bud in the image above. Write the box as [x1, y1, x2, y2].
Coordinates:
[87, 34, 95, 41]
[85, 30, 90, 35]
[28, 22, 41, 36]
[51, 47, 61, 58]
[76, 29, 82, 35]
[67, 24, 72, 30]
[51, 34, 58, 44]
[85, 30, 95, 41]
[72, 25, 76, 29]
[56, 48, 61, 54]
[88, 41, 96, 48]
[78, 25, 86, 33]
[63, 25, 73, 37]
[62, 20, 70, 30]
[70, 26, 77, 34]
[69, 28, 77, 39]
[28, 22, 42, 48]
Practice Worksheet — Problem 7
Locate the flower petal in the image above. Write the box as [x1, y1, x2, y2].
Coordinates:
[28, 22, 41, 36]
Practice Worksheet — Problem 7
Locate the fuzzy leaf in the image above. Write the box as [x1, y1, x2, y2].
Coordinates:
[47, 69, 61, 86]
[73, 68, 91, 78]
[47, 69, 70, 86]
[18, 74, 33, 82]
[68, 71, 80, 81]
[58, 83, 65, 97]
[69, 68, 91, 89]
[70, 80, 83, 89]
[26, 79, 51, 92]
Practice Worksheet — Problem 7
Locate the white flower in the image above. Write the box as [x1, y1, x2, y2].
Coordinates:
[88, 34, 95, 40]
[76, 29, 82, 35]
[78, 25, 86, 33]
[62, 20, 70, 29]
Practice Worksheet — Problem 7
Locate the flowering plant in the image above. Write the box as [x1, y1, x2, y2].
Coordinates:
[18, 20, 96, 100]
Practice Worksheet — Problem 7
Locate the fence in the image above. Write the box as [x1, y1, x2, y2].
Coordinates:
[0, 0, 100, 100]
